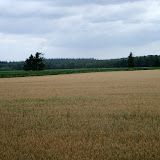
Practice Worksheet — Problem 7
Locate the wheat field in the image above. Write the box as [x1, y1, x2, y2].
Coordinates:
[1, 70, 160, 160]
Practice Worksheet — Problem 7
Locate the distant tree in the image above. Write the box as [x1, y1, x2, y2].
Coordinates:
[128, 52, 135, 68]
[33, 52, 45, 70]
[154, 55, 160, 67]
[24, 52, 45, 71]
[24, 54, 34, 71]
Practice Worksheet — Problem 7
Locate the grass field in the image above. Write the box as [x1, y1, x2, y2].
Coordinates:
[1, 70, 160, 159]
[1, 67, 160, 78]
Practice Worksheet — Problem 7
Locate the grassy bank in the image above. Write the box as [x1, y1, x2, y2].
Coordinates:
[0, 67, 160, 78]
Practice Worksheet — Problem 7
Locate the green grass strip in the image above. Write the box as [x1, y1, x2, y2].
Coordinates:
[0, 67, 160, 78]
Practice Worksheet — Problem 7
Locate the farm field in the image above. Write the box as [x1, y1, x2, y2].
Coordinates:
[1, 70, 160, 159]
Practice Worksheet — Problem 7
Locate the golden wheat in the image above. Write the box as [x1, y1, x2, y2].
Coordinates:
[1, 70, 160, 160]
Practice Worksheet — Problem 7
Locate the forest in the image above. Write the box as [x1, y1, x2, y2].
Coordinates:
[0, 55, 160, 71]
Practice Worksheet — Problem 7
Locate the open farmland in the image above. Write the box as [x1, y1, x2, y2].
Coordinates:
[1, 70, 160, 160]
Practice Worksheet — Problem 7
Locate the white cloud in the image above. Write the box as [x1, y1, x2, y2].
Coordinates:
[0, 0, 160, 61]
[0, 33, 47, 61]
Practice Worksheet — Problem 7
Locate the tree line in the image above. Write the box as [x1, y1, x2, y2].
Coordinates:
[0, 53, 160, 71]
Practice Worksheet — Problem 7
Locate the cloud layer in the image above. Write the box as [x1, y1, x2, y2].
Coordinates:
[0, 0, 160, 61]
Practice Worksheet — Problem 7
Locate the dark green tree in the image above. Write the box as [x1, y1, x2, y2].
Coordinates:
[154, 55, 160, 67]
[33, 52, 45, 70]
[24, 52, 45, 71]
[128, 52, 135, 68]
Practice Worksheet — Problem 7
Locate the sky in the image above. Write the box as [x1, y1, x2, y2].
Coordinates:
[0, 0, 160, 61]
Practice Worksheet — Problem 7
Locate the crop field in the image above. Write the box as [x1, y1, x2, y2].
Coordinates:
[1, 70, 160, 159]
[1, 67, 160, 78]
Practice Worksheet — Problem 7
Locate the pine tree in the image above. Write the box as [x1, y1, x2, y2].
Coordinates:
[128, 52, 135, 68]
[24, 52, 45, 71]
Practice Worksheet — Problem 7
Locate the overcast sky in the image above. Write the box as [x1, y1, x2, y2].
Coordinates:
[0, 0, 160, 61]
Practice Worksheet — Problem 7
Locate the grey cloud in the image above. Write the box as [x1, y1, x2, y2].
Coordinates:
[0, 18, 54, 34]
[0, 0, 160, 61]
[0, 0, 157, 35]
[26, 0, 140, 6]
[0, 1, 72, 19]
